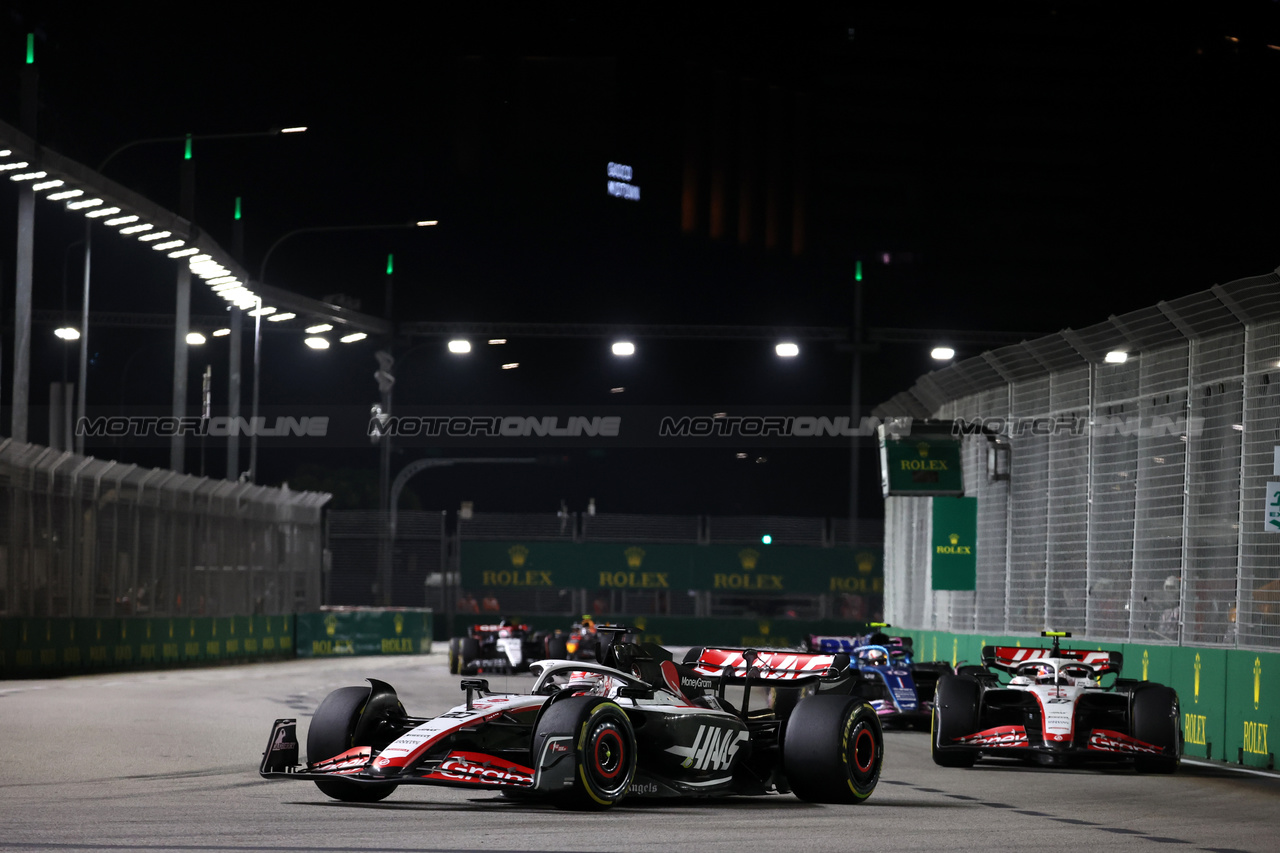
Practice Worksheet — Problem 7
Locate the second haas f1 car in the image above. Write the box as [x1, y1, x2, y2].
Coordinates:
[261, 627, 885, 809]
[804, 626, 952, 727]
[931, 632, 1180, 772]
[447, 619, 544, 675]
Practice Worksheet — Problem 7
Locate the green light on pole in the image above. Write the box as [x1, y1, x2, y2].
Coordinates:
[184, 133, 192, 160]
[761, 534, 772, 545]
[26, 33, 34, 64]
[855, 260, 863, 282]
[234, 196, 242, 221]
[386, 253, 394, 275]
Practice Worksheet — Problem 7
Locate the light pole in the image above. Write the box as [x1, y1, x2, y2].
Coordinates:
[80, 126, 307, 463]
[249, 220, 437, 483]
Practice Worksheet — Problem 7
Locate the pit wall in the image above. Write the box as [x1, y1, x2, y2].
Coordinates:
[894, 628, 1276, 770]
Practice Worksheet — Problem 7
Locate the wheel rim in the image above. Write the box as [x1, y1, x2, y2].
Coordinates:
[852, 725, 877, 774]
[589, 722, 627, 784]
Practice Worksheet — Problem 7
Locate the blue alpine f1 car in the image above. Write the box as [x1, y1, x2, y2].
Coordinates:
[803, 626, 953, 728]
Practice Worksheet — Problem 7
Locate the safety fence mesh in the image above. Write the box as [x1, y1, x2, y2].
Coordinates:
[877, 269, 1280, 652]
[0, 440, 328, 618]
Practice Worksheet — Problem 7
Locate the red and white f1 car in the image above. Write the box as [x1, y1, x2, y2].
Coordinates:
[261, 628, 885, 809]
[931, 632, 1180, 772]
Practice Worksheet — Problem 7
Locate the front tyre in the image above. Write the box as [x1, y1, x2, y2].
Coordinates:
[307, 685, 399, 803]
[783, 696, 884, 803]
[533, 697, 636, 810]
[1132, 686, 1180, 774]
[931, 674, 980, 768]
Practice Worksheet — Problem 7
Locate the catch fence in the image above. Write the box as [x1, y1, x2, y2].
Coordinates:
[0, 439, 329, 619]
[875, 268, 1280, 651]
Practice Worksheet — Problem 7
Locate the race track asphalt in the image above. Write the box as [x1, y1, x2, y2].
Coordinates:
[1, 652, 1276, 853]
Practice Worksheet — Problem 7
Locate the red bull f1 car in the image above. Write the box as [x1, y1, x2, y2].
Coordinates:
[261, 628, 885, 809]
[804, 626, 952, 727]
[931, 632, 1180, 772]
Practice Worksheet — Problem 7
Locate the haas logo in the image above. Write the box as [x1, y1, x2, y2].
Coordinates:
[666, 725, 747, 771]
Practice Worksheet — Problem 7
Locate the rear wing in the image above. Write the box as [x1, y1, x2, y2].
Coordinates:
[981, 645, 1123, 675]
[687, 647, 850, 683]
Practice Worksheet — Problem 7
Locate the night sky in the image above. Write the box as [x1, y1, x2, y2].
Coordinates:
[1, 3, 1278, 518]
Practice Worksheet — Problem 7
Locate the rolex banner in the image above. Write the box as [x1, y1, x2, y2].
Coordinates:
[459, 542, 883, 596]
[931, 496, 977, 591]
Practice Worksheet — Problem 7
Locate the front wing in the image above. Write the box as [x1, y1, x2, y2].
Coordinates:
[940, 722, 1173, 761]
[259, 719, 555, 792]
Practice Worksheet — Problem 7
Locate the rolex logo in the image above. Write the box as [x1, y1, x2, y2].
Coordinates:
[325, 613, 338, 637]
[394, 613, 404, 635]
[508, 544, 529, 567]
[739, 548, 759, 570]
[1255, 657, 1262, 710]
[917, 441, 930, 457]
[625, 546, 645, 568]
[949, 533, 959, 545]
[856, 551, 875, 574]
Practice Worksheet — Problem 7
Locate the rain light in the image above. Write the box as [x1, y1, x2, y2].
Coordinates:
[340, 332, 367, 343]
[306, 324, 333, 334]
[304, 337, 330, 349]
[775, 342, 799, 357]
[448, 340, 471, 353]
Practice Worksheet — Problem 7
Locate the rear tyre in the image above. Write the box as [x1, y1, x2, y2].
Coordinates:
[458, 637, 480, 673]
[931, 674, 981, 768]
[545, 635, 569, 660]
[533, 697, 636, 810]
[1132, 685, 1180, 774]
[307, 686, 400, 802]
[783, 696, 884, 803]
[447, 637, 462, 674]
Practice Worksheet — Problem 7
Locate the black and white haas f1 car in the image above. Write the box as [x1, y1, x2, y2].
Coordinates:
[261, 627, 885, 809]
[447, 619, 544, 675]
[931, 632, 1180, 772]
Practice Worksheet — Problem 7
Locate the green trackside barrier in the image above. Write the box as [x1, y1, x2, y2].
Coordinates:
[1225, 650, 1277, 769]
[446, 614, 870, 650]
[1169, 646, 1228, 761]
[887, 627, 1280, 770]
[0, 615, 296, 678]
[295, 608, 434, 659]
